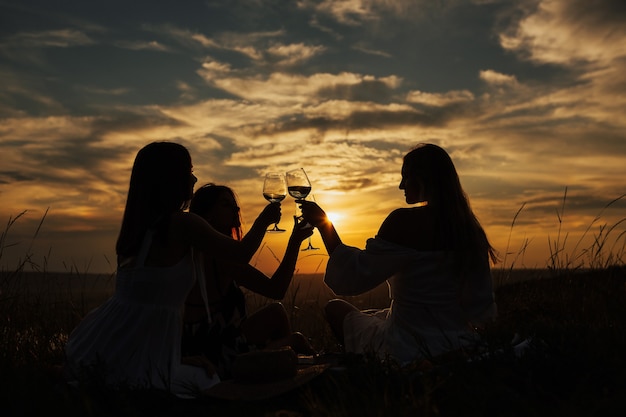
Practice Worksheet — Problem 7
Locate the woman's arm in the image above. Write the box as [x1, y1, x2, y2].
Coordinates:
[229, 217, 313, 300]
[240, 203, 281, 262]
[296, 200, 342, 254]
[322, 209, 420, 296]
[174, 212, 249, 262]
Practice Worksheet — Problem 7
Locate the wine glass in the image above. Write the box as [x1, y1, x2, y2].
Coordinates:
[286, 168, 318, 251]
[263, 172, 287, 233]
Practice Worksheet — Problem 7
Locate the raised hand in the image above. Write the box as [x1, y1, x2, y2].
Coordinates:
[289, 215, 314, 244]
[295, 200, 328, 228]
[257, 202, 281, 228]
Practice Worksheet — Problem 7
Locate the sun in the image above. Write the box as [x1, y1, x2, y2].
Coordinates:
[325, 211, 343, 225]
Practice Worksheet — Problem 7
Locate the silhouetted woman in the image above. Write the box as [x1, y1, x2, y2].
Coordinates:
[298, 143, 498, 365]
[182, 184, 315, 379]
[65, 142, 258, 397]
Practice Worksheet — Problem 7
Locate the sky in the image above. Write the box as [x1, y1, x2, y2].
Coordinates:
[1, 0, 625, 276]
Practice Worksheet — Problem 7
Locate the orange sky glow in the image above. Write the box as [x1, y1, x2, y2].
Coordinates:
[1, 0, 625, 275]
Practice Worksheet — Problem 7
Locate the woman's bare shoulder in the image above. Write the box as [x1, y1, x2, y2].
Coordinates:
[379, 207, 431, 228]
[377, 206, 436, 248]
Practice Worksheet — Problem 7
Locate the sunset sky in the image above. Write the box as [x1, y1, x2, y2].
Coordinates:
[1, 0, 625, 275]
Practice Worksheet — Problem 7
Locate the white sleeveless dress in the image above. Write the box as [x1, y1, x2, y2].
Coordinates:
[65, 231, 220, 397]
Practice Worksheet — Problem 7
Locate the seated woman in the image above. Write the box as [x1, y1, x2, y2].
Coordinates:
[64, 142, 260, 397]
[298, 143, 498, 365]
[182, 184, 316, 379]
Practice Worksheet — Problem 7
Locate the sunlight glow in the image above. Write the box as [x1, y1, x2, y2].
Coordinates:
[326, 211, 343, 226]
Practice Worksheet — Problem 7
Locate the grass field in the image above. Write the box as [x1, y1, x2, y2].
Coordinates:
[1, 266, 625, 417]
[2, 196, 625, 416]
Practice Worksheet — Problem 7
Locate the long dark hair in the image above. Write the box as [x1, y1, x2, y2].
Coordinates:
[189, 184, 243, 241]
[116, 141, 193, 258]
[403, 143, 498, 267]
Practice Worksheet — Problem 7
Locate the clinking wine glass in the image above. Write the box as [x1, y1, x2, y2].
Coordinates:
[286, 168, 318, 251]
[263, 172, 287, 233]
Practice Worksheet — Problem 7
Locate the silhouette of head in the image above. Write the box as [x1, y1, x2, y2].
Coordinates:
[190, 184, 243, 241]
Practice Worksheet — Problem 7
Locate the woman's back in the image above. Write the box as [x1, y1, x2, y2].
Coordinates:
[65, 229, 219, 395]
[115, 246, 195, 307]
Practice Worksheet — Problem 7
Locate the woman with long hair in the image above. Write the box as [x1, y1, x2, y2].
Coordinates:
[65, 142, 259, 397]
[182, 184, 315, 379]
[298, 143, 498, 365]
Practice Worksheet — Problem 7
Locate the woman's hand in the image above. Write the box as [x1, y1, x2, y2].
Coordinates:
[295, 200, 342, 254]
[295, 200, 328, 228]
[257, 202, 281, 227]
[289, 215, 314, 243]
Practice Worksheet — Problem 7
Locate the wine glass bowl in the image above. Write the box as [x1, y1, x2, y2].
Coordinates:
[286, 169, 312, 200]
[263, 172, 287, 233]
[285, 168, 318, 250]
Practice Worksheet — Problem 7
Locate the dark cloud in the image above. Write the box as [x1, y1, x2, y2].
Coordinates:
[562, 0, 626, 30]
[316, 79, 396, 102]
[0, 170, 35, 184]
[33, 138, 120, 169]
[332, 177, 378, 192]
[1, 107, 185, 188]
[346, 109, 444, 129]
[252, 100, 478, 140]
[89, 109, 186, 136]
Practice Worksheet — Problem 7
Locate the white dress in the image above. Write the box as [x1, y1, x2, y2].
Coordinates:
[64, 231, 220, 397]
[324, 237, 497, 365]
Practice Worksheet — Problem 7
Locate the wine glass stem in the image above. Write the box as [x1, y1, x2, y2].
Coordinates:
[295, 197, 305, 219]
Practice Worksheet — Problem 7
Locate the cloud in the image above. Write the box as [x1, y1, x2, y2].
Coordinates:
[227, 139, 403, 190]
[0, 28, 94, 49]
[152, 24, 294, 62]
[351, 43, 393, 58]
[115, 40, 171, 52]
[406, 90, 475, 106]
[479, 70, 519, 87]
[1, 0, 624, 272]
[499, 0, 626, 66]
[303, 0, 380, 26]
[0, 109, 191, 200]
[0, 71, 66, 116]
[197, 65, 401, 105]
[76, 86, 131, 96]
[322, 76, 402, 99]
[266, 43, 327, 67]
[298, 0, 454, 26]
[147, 24, 222, 50]
[0, 26, 96, 70]
[0, 170, 35, 184]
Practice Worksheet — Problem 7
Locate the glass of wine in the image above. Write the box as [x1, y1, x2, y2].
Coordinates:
[263, 172, 287, 233]
[286, 168, 318, 250]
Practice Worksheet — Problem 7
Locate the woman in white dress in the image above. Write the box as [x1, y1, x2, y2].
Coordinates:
[297, 143, 498, 365]
[64, 142, 263, 397]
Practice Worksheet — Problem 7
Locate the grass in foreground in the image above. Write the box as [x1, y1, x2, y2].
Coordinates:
[2, 192, 625, 416]
[1, 267, 625, 417]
